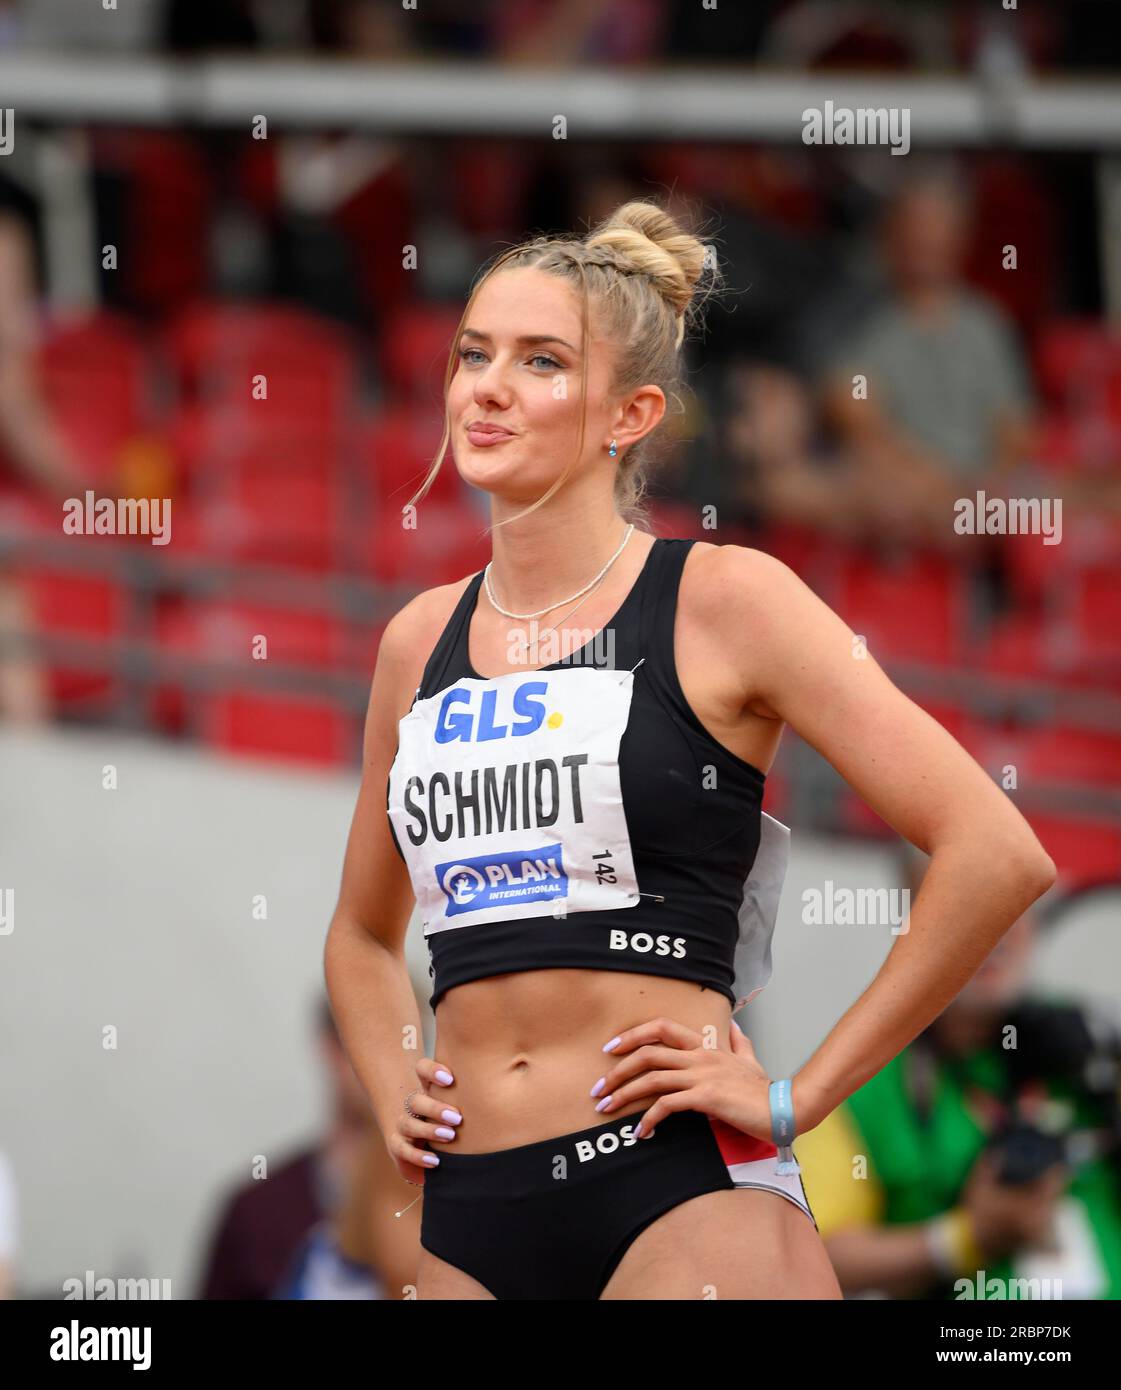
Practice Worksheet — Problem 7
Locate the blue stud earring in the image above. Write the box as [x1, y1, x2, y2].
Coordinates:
[608, 439, 618, 457]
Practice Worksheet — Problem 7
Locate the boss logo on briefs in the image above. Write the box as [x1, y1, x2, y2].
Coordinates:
[435, 843, 568, 917]
[435, 681, 551, 744]
[609, 930, 687, 958]
[574, 1123, 643, 1162]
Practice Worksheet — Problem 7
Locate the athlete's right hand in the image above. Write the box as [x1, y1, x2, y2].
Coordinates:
[389, 1056, 464, 1186]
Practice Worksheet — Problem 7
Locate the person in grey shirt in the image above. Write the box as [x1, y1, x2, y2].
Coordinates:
[819, 173, 1037, 549]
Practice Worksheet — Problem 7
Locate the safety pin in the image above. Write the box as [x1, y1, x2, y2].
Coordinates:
[617, 657, 645, 683]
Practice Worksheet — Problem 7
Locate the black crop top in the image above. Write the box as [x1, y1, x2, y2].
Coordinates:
[386, 536, 785, 1011]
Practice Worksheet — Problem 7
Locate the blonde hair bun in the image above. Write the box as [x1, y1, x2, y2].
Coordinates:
[584, 199, 709, 322]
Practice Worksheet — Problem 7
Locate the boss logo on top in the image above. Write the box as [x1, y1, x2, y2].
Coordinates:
[388, 664, 643, 932]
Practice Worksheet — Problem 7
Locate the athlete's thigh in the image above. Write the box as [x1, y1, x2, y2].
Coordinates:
[415, 1246, 496, 1300]
[600, 1188, 843, 1300]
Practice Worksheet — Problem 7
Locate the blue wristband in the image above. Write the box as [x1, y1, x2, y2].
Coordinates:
[769, 1078, 802, 1176]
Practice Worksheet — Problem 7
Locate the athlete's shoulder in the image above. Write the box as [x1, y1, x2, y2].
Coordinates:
[679, 540, 809, 618]
[376, 569, 479, 672]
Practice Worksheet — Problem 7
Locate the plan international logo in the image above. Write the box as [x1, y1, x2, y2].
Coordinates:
[436, 843, 567, 916]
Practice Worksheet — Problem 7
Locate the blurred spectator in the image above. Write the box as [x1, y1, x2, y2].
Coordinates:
[272, 1219, 382, 1299]
[0, 213, 80, 503]
[818, 169, 1121, 550]
[494, 0, 665, 66]
[760, 0, 925, 71]
[273, 1124, 421, 1299]
[718, 360, 875, 538]
[819, 172, 1037, 549]
[798, 852, 1121, 1300]
[196, 997, 375, 1299]
[19, 0, 162, 51]
[0, 1147, 16, 1299]
[0, 210, 83, 722]
[307, 0, 416, 56]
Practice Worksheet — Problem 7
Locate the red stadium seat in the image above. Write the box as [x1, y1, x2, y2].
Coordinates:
[37, 312, 149, 484]
[1017, 725, 1121, 787]
[166, 405, 343, 488]
[828, 549, 969, 666]
[1071, 565, 1121, 674]
[358, 406, 462, 507]
[981, 605, 1121, 688]
[999, 509, 1121, 612]
[1034, 319, 1121, 418]
[152, 598, 354, 765]
[163, 410, 348, 569]
[366, 502, 491, 586]
[965, 718, 1121, 787]
[1034, 413, 1121, 476]
[15, 559, 129, 708]
[1025, 813, 1121, 891]
[378, 303, 465, 405]
[163, 302, 359, 428]
[202, 471, 342, 571]
[205, 691, 355, 765]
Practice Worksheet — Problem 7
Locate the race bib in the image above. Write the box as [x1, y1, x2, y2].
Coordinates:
[388, 666, 640, 934]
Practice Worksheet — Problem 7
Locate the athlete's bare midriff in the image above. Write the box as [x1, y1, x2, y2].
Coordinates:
[431, 968, 733, 1151]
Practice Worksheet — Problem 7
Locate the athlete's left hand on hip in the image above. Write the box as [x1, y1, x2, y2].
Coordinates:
[592, 1015, 773, 1142]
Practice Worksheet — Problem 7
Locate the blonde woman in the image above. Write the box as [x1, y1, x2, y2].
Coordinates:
[324, 200, 1056, 1300]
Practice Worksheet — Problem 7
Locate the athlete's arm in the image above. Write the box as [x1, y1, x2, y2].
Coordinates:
[323, 591, 440, 1153]
[705, 545, 1057, 1131]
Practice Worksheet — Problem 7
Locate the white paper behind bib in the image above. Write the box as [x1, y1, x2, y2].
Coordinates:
[732, 812, 791, 1014]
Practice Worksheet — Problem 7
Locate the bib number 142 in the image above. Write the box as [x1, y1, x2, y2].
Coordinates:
[592, 849, 616, 886]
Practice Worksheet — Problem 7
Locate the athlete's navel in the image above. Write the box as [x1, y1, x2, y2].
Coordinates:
[508, 1056, 531, 1073]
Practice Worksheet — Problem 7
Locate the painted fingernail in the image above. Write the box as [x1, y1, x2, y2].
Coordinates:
[435, 1069, 454, 1085]
[594, 1095, 613, 1112]
[590, 1077, 606, 1098]
[602, 1037, 621, 1053]
[435, 1127, 456, 1140]
[441, 1109, 462, 1124]
[422, 1153, 440, 1166]
[633, 1121, 643, 1138]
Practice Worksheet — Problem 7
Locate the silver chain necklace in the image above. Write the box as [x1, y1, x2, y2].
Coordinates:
[509, 572, 605, 661]
[483, 523, 635, 621]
